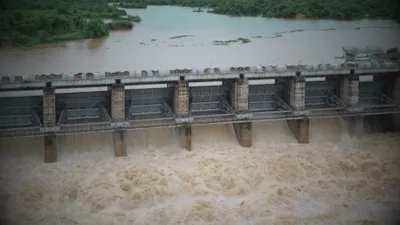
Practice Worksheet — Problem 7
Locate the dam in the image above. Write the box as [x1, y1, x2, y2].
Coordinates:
[1, 46, 400, 163]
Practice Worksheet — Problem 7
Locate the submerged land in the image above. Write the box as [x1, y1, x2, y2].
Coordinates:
[0, 0, 399, 48]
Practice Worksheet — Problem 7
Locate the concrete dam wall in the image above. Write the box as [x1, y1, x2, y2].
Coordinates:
[0, 69, 399, 163]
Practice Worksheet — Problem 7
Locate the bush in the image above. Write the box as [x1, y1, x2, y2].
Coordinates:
[83, 19, 109, 38]
[127, 15, 141, 22]
[107, 20, 133, 30]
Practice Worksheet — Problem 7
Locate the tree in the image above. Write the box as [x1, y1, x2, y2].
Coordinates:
[83, 19, 109, 38]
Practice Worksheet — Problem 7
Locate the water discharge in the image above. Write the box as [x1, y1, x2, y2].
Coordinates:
[0, 118, 399, 225]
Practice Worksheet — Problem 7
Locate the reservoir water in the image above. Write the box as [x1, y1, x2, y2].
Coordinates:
[0, 6, 400, 76]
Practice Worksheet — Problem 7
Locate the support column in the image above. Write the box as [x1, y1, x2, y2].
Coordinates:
[112, 130, 127, 157]
[233, 122, 252, 147]
[43, 87, 57, 163]
[341, 74, 364, 137]
[348, 116, 364, 138]
[230, 78, 249, 112]
[286, 74, 309, 143]
[44, 134, 57, 163]
[392, 76, 400, 131]
[111, 84, 127, 157]
[173, 81, 190, 116]
[340, 75, 359, 106]
[179, 126, 192, 151]
[111, 84, 126, 122]
[287, 118, 309, 144]
[173, 81, 191, 150]
[43, 87, 56, 127]
[288, 75, 306, 110]
[231, 78, 252, 147]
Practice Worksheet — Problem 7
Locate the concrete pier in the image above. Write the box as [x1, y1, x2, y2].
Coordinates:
[393, 76, 400, 131]
[233, 122, 252, 147]
[44, 134, 57, 163]
[111, 84, 125, 121]
[287, 118, 310, 143]
[288, 75, 306, 109]
[111, 84, 127, 157]
[173, 81, 190, 116]
[340, 75, 359, 106]
[43, 87, 57, 163]
[341, 74, 364, 136]
[231, 78, 252, 147]
[112, 130, 127, 157]
[287, 75, 309, 143]
[43, 87, 56, 126]
[230, 78, 249, 112]
[174, 81, 191, 150]
[179, 126, 192, 151]
[348, 116, 364, 138]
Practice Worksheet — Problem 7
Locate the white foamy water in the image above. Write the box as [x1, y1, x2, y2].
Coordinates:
[0, 118, 400, 225]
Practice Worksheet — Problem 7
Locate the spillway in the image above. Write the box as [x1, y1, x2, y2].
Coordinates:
[0, 118, 399, 225]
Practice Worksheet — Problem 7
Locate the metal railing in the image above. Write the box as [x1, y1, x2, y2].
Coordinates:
[1, 62, 399, 87]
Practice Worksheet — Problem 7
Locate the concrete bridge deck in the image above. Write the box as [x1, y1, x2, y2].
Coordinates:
[1, 47, 400, 163]
[0, 63, 399, 89]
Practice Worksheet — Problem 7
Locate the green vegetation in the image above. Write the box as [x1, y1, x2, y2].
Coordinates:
[118, 0, 400, 20]
[118, 2, 147, 9]
[193, 8, 204, 13]
[107, 20, 134, 30]
[127, 15, 142, 22]
[0, 0, 137, 48]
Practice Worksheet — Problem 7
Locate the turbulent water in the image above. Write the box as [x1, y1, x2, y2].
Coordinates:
[0, 118, 399, 225]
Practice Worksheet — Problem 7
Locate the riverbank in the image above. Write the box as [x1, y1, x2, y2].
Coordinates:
[116, 0, 400, 21]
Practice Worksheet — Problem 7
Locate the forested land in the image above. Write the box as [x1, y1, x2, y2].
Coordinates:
[0, 0, 138, 47]
[119, 0, 400, 20]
